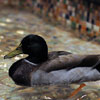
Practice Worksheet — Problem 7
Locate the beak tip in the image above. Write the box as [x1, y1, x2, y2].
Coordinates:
[4, 55, 9, 59]
[4, 56, 7, 59]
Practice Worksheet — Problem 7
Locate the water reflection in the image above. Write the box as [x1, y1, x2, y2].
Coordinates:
[0, 8, 100, 100]
[16, 30, 25, 35]
[6, 18, 12, 23]
[0, 23, 6, 26]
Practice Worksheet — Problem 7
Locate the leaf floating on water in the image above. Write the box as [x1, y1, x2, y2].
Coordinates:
[68, 83, 86, 98]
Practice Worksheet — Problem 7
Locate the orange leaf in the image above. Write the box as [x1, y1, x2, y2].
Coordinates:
[68, 83, 86, 98]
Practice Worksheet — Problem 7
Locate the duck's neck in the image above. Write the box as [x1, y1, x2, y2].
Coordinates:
[26, 55, 48, 64]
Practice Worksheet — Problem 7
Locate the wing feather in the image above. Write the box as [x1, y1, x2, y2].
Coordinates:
[39, 53, 100, 72]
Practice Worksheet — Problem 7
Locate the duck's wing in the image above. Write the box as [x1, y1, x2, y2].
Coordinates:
[39, 53, 100, 72]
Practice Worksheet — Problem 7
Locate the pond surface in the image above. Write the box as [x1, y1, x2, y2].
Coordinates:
[0, 7, 100, 100]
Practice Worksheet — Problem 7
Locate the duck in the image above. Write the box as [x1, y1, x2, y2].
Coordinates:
[4, 34, 100, 86]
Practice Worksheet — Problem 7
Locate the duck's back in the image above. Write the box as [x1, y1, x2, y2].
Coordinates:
[48, 51, 71, 59]
[41, 52, 100, 73]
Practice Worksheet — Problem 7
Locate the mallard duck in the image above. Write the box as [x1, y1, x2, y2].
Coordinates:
[4, 34, 100, 86]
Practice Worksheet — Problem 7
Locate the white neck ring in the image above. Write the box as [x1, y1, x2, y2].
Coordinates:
[24, 59, 38, 66]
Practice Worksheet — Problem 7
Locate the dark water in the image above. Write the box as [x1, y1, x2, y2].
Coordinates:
[0, 7, 100, 100]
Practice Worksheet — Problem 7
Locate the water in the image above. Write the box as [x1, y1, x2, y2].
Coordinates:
[0, 7, 100, 100]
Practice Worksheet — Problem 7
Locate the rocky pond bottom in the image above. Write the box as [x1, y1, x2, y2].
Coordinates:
[0, 7, 100, 100]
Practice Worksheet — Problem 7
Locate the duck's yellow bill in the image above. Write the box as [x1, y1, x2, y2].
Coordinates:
[4, 44, 23, 59]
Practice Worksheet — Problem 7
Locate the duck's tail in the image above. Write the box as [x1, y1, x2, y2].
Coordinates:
[93, 59, 100, 72]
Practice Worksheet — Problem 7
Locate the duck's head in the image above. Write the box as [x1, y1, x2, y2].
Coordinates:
[4, 34, 48, 63]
